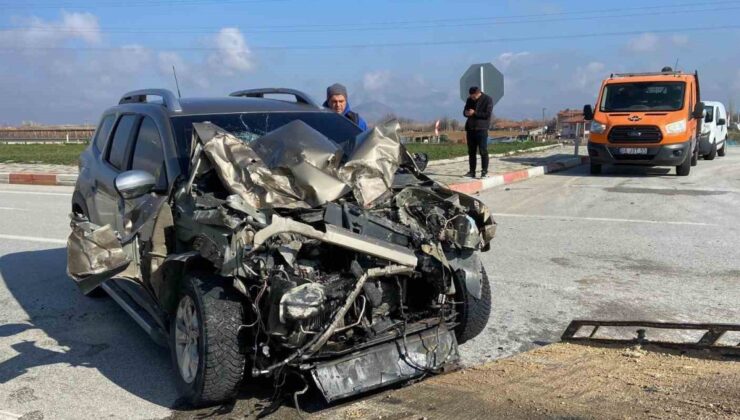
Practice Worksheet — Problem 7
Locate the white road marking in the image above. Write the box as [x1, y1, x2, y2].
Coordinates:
[0, 207, 20, 211]
[0, 233, 66, 245]
[0, 190, 71, 196]
[0, 410, 22, 419]
[492, 213, 715, 227]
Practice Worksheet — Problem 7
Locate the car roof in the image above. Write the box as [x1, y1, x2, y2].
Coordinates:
[105, 95, 332, 118]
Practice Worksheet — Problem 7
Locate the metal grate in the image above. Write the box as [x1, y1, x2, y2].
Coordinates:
[608, 125, 663, 143]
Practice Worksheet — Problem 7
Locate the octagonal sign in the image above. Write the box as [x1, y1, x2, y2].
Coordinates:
[460, 63, 504, 106]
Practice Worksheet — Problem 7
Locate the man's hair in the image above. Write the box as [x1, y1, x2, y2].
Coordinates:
[469, 86, 481, 95]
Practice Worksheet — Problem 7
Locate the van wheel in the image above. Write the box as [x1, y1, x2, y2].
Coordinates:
[718, 141, 726, 157]
[690, 146, 698, 166]
[589, 163, 602, 175]
[676, 151, 691, 176]
[170, 272, 245, 407]
[704, 141, 717, 160]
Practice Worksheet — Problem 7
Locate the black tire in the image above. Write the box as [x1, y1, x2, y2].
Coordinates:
[690, 146, 698, 166]
[704, 141, 717, 160]
[676, 150, 691, 176]
[589, 163, 602, 175]
[718, 141, 726, 157]
[170, 272, 245, 407]
[455, 266, 491, 344]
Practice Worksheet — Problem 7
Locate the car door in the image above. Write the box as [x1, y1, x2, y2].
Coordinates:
[68, 114, 171, 294]
[94, 114, 139, 230]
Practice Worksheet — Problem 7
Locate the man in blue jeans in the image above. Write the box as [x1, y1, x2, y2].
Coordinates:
[463, 86, 493, 178]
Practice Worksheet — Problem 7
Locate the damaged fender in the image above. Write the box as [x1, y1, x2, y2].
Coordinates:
[67, 215, 130, 294]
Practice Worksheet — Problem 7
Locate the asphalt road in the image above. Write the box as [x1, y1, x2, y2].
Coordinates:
[0, 151, 738, 419]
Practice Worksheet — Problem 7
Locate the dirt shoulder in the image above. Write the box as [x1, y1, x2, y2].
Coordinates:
[317, 342, 740, 420]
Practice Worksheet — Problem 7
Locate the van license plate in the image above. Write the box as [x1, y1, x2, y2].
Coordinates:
[618, 147, 647, 155]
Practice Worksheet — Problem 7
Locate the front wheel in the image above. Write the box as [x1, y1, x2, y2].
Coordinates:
[170, 272, 245, 407]
[704, 141, 717, 160]
[455, 266, 492, 344]
[676, 150, 691, 176]
[718, 141, 727, 157]
[690, 146, 698, 166]
[589, 163, 602, 175]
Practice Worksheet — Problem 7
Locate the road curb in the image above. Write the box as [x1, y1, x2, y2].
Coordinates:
[0, 172, 77, 186]
[447, 156, 588, 195]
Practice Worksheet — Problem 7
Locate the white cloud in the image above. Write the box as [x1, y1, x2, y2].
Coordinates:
[573, 61, 606, 91]
[0, 11, 101, 49]
[59, 11, 101, 44]
[671, 34, 689, 46]
[158, 51, 209, 89]
[362, 70, 391, 92]
[626, 33, 659, 53]
[208, 28, 255, 75]
[494, 51, 531, 70]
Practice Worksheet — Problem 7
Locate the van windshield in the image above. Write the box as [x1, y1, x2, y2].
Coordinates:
[600, 81, 686, 112]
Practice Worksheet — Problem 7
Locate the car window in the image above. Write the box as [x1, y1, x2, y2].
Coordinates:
[131, 117, 167, 189]
[93, 115, 116, 152]
[107, 115, 137, 170]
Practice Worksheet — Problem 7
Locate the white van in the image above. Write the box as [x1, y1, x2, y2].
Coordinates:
[699, 101, 728, 160]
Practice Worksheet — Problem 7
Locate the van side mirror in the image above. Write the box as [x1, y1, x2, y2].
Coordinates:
[583, 104, 594, 121]
[115, 170, 156, 200]
[692, 102, 704, 120]
[717, 118, 726, 126]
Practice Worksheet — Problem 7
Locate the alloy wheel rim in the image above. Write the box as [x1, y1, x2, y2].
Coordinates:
[175, 295, 200, 384]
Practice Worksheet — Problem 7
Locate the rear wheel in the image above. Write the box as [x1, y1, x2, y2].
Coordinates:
[455, 266, 492, 344]
[170, 272, 245, 407]
[676, 150, 691, 176]
[718, 141, 726, 157]
[704, 141, 717, 160]
[589, 163, 602, 175]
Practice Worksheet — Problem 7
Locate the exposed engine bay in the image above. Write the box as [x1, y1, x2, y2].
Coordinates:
[68, 119, 496, 402]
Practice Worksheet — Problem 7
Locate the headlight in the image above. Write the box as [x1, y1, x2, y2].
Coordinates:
[665, 119, 687, 134]
[590, 121, 606, 134]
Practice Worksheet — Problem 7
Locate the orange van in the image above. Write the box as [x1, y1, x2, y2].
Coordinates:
[583, 68, 704, 176]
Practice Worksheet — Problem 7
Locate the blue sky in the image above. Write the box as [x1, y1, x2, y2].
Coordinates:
[1, 0, 739, 124]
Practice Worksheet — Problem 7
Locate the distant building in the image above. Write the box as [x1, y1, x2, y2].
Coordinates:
[557, 109, 588, 138]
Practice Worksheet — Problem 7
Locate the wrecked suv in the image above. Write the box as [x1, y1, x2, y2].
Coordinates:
[68, 88, 495, 406]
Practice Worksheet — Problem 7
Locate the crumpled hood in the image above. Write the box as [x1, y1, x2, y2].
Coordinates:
[192, 119, 402, 209]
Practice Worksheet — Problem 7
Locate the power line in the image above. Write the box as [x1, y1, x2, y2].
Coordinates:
[1, 23, 738, 52]
[2, 5, 738, 35]
[0, 0, 288, 9]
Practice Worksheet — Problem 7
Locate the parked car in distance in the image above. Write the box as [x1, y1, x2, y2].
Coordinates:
[698, 100, 728, 160]
[583, 67, 704, 176]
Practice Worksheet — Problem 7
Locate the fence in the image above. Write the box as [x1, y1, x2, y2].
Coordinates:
[0, 128, 94, 144]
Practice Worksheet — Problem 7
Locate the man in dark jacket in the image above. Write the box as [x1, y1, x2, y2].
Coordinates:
[463, 86, 493, 178]
[323, 83, 368, 131]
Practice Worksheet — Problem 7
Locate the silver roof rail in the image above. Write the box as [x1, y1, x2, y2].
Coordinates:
[229, 88, 320, 108]
[119, 89, 183, 113]
[611, 71, 684, 78]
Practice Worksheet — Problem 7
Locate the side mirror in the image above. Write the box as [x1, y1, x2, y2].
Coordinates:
[717, 118, 726, 126]
[115, 170, 156, 200]
[692, 102, 704, 120]
[583, 104, 594, 121]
